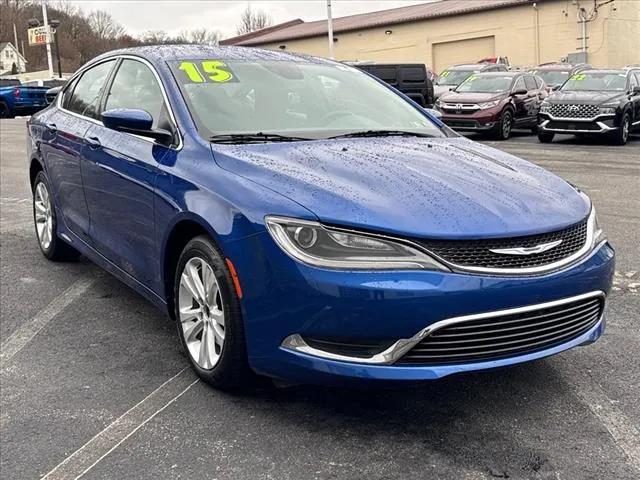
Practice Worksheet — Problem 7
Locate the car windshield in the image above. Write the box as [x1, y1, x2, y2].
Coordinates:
[531, 70, 570, 86]
[455, 75, 513, 93]
[561, 72, 627, 91]
[169, 59, 443, 140]
[436, 69, 475, 86]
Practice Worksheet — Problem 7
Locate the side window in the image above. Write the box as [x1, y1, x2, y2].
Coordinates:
[524, 75, 537, 91]
[629, 73, 639, 88]
[61, 76, 79, 109]
[513, 76, 526, 92]
[105, 59, 167, 129]
[534, 76, 544, 89]
[66, 60, 116, 119]
[635, 73, 640, 87]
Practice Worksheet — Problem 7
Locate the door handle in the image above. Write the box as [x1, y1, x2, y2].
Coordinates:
[45, 122, 57, 134]
[86, 136, 102, 150]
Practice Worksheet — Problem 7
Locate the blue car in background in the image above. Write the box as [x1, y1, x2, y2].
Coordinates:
[27, 46, 614, 389]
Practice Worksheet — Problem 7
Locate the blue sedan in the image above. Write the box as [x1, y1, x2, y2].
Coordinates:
[27, 46, 614, 389]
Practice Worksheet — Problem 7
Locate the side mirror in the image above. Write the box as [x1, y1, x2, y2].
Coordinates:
[424, 107, 443, 119]
[512, 88, 528, 96]
[632, 86, 640, 95]
[101, 108, 173, 144]
[45, 86, 62, 105]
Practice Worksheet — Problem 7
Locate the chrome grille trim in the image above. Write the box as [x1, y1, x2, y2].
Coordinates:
[281, 291, 605, 365]
[416, 209, 595, 275]
[548, 103, 599, 119]
[397, 292, 604, 365]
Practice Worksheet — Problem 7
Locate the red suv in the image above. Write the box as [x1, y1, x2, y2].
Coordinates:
[436, 72, 547, 139]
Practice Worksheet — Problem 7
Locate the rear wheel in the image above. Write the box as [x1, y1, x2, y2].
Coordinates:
[174, 235, 254, 390]
[33, 171, 80, 261]
[609, 113, 630, 146]
[492, 109, 513, 140]
[538, 131, 555, 143]
[0, 101, 12, 119]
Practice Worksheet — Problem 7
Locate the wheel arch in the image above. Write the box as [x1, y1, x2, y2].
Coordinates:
[29, 157, 45, 192]
[161, 213, 226, 318]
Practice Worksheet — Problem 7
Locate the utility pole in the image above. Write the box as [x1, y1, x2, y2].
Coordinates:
[326, 0, 334, 59]
[42, 1, 54, 78]
[13, 23, 19, 51]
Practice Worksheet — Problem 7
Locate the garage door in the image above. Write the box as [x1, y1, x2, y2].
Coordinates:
[432, 36, 495, 73]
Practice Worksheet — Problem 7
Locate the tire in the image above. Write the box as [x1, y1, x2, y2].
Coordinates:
[0, 101, 13, 119]
[538, 131, 555, 143]
[174, 235, 254, 390]
[492, 109, 513, 140]
[531, 125, 539, 134]
[609, 113, 630, 146]
[33, 171, 80, 261]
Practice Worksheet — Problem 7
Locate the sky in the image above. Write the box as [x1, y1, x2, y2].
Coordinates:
[66, 0, 429, 39]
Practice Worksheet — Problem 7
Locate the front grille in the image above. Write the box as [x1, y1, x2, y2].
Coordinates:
[417, 218, 588, 270]
[397, 294, 604, 365]
[548, 103, 599, 119]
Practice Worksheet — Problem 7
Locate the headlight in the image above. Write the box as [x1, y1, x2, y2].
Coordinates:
[598, 106, 616, 115]
[478, 100, 499, 109]
[265, 216, 450, 271]
[590, 207, 606, 248]
[539, 102, 550, 113]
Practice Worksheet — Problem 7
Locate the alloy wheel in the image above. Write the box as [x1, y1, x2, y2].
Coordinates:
[34, 182, 53, 250]
[622, 117, 629, 143]
[502, 112, 512, 138]
[178, 257, 226, 370]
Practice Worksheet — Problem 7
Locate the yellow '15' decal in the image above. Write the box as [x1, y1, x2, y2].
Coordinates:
[178, 61, 234, 83]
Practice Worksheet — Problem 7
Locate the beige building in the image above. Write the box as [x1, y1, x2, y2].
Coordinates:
[221, 0, 640, 71]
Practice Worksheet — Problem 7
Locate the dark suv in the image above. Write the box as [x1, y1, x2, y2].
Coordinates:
[437, 72, 547, 139]
[538, 68, 640, 145]
[353, 63, 435, 107]
[528, 63, 591, 91]
[434, 63, 508, 100]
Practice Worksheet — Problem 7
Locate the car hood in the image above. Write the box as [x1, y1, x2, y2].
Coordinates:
[548, 90, 625, 104]
[434, 84, 456, 98]
[211, 137, 590, 239]
[440, 92, 505, 104]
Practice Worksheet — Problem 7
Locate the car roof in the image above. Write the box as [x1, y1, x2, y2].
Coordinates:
[585, 69, 629, 74]
[89, 44, 333, 67]
[450, 63, 491, 70]
[473, 71, 519, 77]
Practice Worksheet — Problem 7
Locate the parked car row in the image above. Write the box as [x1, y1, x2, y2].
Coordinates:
[434, 65, 640, 145]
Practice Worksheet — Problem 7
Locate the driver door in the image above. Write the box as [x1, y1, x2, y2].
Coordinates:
[80, 58, 176, 291]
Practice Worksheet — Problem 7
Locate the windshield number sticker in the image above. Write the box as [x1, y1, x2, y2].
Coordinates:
[178, 61, 236, 83]
[570, 73, 586, 81]
[440, 71, 450, 77]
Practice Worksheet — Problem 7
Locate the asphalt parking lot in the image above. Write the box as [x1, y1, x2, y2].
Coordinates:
[1, 118, 639, 480]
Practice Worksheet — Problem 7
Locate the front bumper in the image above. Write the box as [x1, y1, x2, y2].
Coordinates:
[538, 113, 618, 134]
[440, 109, 501, 131]
[224, 233, 615, 385]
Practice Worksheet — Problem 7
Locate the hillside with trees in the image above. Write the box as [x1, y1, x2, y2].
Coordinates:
[0, 0, 222, 74]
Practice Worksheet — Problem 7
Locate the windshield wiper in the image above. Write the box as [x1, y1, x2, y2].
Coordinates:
[328, 130, 436, 140]
[209, 132, 311, 144]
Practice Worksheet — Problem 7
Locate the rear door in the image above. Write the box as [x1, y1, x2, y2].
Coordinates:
[40, 59, 116, 244]
[81, 57, 176, 290]
[522, 75, 542, 124]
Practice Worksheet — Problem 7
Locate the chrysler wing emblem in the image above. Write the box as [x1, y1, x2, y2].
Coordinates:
[489, 239, 563, 256]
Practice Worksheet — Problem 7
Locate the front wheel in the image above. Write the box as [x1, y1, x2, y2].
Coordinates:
[174, 235, 255, 390]
[538, 131, 555, 143]
[609, 113, 630, 146]
[492, 109, 513, 140]
[33, 171, 80, 261]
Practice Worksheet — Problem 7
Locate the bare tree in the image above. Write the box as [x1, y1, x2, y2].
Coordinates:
[236, 5, 272, 36]
[141, 30, 169, 44]
[187, 28, 219, 44]
[87, 10, 125, 40]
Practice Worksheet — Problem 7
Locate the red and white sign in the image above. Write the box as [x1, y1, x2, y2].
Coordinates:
[27, 26, 51, 46]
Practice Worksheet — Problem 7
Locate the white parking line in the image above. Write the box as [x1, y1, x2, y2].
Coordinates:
[40, 368, 198, 480]
[574, 374, 640, 471]
[0, 277, 96, 369]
